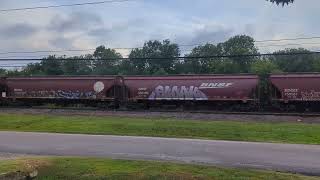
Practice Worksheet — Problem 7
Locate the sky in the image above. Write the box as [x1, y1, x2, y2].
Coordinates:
[0, 0, 319, 66]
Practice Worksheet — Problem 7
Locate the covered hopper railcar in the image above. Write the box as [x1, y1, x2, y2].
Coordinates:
[269, 73, 320, 111]
[3, 76, 122, 106]
[123, 75, 260, 110]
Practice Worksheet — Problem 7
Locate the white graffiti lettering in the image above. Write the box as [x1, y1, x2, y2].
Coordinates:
[55, 90, 96, 99]
[149, 85, 208, 100]
[199, 82, 233, 89]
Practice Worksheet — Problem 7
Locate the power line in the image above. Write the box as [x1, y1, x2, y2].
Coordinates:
[255, 36, 320, 43]
[0, 0, 134, 13]
[0, 47, 134, 55]
[258, 42, 320, 48]
[0, 51, 319, 61]
[0, 49, 96, 55]
[0, 66, 24, 68]
[2, 37, 320, 56]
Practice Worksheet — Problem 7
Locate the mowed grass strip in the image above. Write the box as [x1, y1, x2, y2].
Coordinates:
[1, 157, 319, 180]
[0, 113, 320, 144]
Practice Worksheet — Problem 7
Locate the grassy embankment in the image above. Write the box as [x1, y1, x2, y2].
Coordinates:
[0, 157, 319, 180]
[0, 113, 320, 144]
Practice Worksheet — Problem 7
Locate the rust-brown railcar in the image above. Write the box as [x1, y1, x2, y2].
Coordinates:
[4, 76, 118, 104]
[0, 74, 260, 110]
[123, 75, 259, 110]
[269, 73, 320, 111]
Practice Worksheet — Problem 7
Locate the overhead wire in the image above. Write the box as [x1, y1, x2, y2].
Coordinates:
[0, 51, 319, 61]
[0, 0, 135, 13]
[1, 36, 320, 56]
[0, 51, 319, 68]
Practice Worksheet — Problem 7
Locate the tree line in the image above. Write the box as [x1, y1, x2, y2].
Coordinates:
[1, 35, 319, 77]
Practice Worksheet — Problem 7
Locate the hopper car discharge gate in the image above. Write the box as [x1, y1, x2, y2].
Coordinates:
[107, 76, 129, 108]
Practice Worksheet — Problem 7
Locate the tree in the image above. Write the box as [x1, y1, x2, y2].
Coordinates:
[62, 55, 93, 75]
[152, 68, 168, 75]
[267, 0, 294, 6]
[22, 63, 44, 76]
[220, 35, 258, 73]
[126, 40, 180, 75]
[185, 43, 220, 74]
[184, 35, 259, 74]
[271, 48, 316, 72]
[250, 58, 281, 75]
[92, 46, 122, 75]
[0, 69, 6, 76]
[41, 55, 64, 75]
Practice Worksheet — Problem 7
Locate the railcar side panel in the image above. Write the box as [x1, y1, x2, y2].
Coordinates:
[6, 77, 115, 100]
[124, 75, 259, 102]
[270, 74, 320, 102]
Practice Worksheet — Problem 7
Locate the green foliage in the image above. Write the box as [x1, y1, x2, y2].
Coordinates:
[126, 40, 180, 75]
[185, 35, 258, 74]
[250, 58, 281, 76]
[0, 68, 6, 76]
[92, 45, 122, 75]
[267, 0, 294, 6]
[271, 48, 317, 72]
[220, 35, 258, 73]
[41, 56, 64, 75]
[185, 43, 220, 74]
[3, 35, 320, 76]
[152, 67, 168, 75]
[62, 55, 93, 75]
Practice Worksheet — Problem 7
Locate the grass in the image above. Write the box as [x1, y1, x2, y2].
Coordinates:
[0, 113, 320, 144]
[1, 157, 319, 180]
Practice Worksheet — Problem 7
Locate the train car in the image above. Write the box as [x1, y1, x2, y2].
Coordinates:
[3, 76, 122, 106]
[269, 73, 320, 111]
[123, 75, 259, 110]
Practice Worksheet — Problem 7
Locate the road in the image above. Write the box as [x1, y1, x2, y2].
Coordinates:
[0, 131, 320, 175]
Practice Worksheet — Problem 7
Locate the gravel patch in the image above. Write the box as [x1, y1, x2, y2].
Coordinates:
[1, 108, 320, 124]
[0, 108, 320, 124]
[0, 152, 26, 160]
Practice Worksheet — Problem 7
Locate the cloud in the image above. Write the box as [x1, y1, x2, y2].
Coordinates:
[49, 36, 75, 49]
[188, 25, 234, 44]
[48, 11, 103, 33]
[0, 23, 38, 39]
[0, 0, 319, 62]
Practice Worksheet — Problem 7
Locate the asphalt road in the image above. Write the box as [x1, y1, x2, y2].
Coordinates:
[0, 131, 320, 175]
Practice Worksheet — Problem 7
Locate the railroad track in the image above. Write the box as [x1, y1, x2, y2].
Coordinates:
[2, 106, 320, 117]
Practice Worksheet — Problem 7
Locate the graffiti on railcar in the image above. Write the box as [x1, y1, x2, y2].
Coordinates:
[14, 90, 97, 99]
[12, 81, 106, 99]
[148, 85, 208, 100]
[55, 90, 96, 99]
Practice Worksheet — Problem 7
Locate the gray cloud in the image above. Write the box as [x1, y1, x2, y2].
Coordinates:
[190, 27, 234, 44]
[88, 18, 147, 37]
[49, 36, 75, 49]
[0, 23, 38, 39]
[175, 24, 234, 46]
[48, 11, 103, 33]
[0, 0, 319, 60]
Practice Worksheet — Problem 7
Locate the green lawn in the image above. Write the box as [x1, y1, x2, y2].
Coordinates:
[1, 157, 319, 180]
[0, 113, 320, 144]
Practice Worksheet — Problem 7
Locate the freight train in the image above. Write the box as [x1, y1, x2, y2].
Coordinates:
[0, 74, 320, 112]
